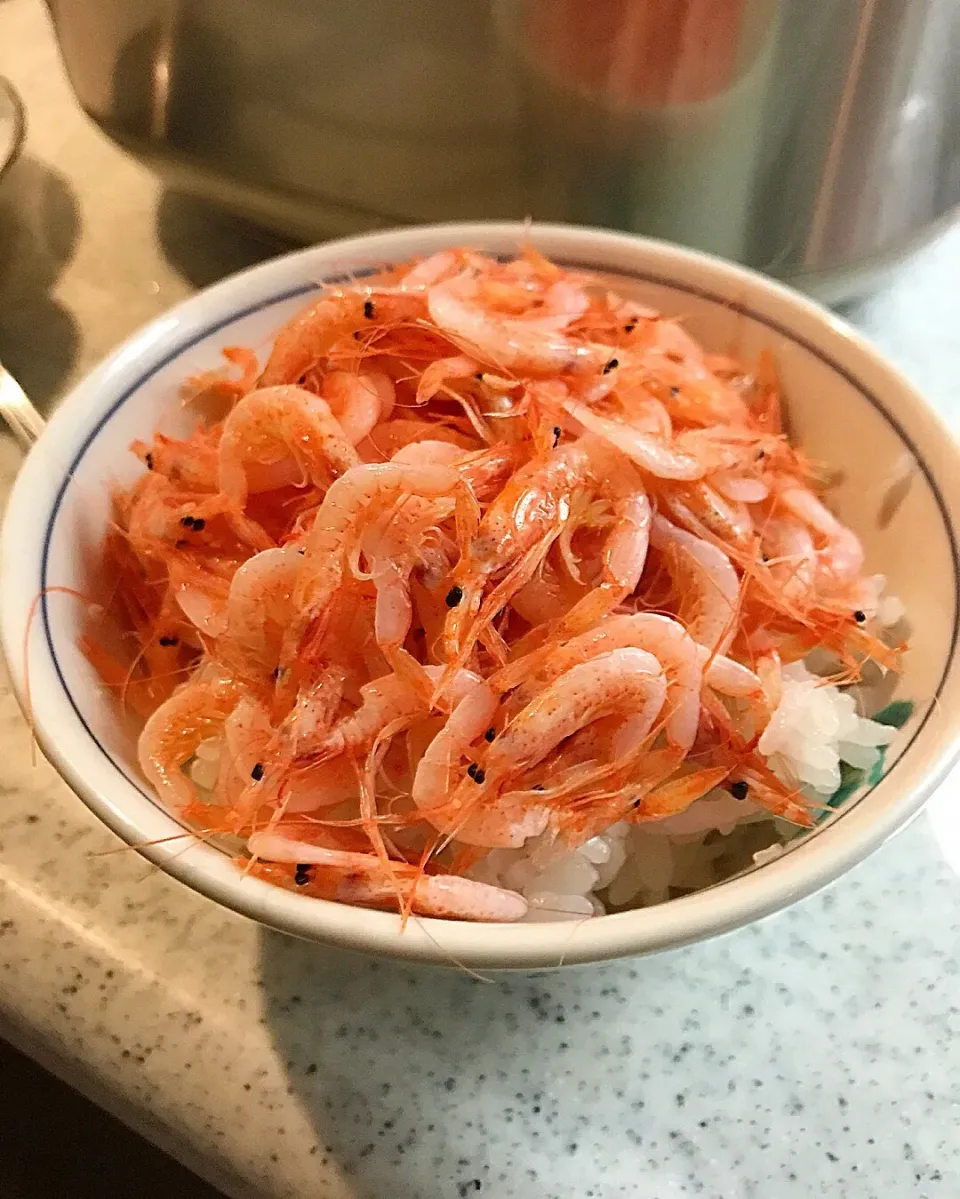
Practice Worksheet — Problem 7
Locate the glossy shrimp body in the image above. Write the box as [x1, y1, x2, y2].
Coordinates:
[416, 354, 484, 405]
[303, 666, 482, 765]
[504, 614, 703, 757]
[659, 480, 755, 552]
[125, 472, 226, 553]
[287, 462, 459, 667]
[427, 273, 607, 376]
[439, 648, 668, 848]
[563, 396, 739, 480]
[651, 516, 740, 652]
[441, 436, 618, 670]
[523, 450, 651, 651]
[219, 545, 301, 680]
[779, 486, 864, 590]
[259, 289, 377, 387]
[137, 664, 241, 809]
[247, 832, 528, 921]
[364, 495, 458, 697]
[322, 370, 396, 444]
[218, 385, 360, 548]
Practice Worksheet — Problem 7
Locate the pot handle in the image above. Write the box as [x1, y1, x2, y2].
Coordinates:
[0, 360, 46, 451]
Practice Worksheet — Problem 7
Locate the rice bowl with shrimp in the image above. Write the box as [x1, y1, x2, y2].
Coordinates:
[68, 242, 920, 928]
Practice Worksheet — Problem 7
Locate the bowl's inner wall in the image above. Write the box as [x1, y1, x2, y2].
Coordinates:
[40, 266, 954, 842]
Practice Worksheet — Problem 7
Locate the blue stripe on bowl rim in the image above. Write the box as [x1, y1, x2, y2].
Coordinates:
[38, 261, 960, 848]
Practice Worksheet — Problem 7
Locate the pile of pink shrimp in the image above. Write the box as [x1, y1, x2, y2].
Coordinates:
[85, 247, 903, 923]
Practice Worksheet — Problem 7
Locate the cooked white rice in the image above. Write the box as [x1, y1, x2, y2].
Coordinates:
[186, 640, 903, 923]
[466, 655, 900, 922]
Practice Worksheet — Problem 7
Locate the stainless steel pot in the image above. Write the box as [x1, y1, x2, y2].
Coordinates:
[47, 0, 960, 299]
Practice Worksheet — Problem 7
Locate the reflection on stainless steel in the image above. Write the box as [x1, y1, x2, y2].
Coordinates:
[45, 0, 960, 297]
[0, 360, 46, 451]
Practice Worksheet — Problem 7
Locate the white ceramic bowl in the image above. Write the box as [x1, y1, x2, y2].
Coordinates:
[3, 222, 959, 969]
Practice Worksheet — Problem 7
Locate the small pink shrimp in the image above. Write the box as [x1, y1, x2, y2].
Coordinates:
[700, 653, 772, 742]
[399, 250, 464, 289]
[216, 694, 281, 814]
[416, 355, 483, 406]
[659, 480, 755, 552]
[440, 648, 668, 848]
[412, 679, 551, 849]
[392, 440, 469, 468]
[562, 397, 738, 480]
[413, 680, 495, 805]
[288, 462, 460, 668]
[761, 517, 817, 600]
[365, 494, 457, 698]
[363, 418, 477, 460]
[125, 473, 225, 550]
[503, 613, 703, 757]
[281, 754, 361, 814]
[536, 455, 651, 644]
[218, 385, 360, 548]
[779, 486, 864, 588]
[137, 664, 241, 809]
[441, 438, 603, 668]
[167, 558, 231, 638]
[511, 556, 583, 627]
[303, 665, 482, 764]
[427, 274, 608, 376]
[651, 516, 740, 652]
[219, 546, 300, 679]
[322, 370, 396, 444]
[259, 291, 368, 387]
[712, 470, 769, 505]
[246, 832, 528, 922]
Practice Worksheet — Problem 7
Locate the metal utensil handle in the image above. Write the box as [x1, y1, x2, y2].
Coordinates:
[0, 360, 46, 450]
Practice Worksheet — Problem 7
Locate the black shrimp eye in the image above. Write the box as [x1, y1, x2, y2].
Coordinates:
[552, 426, 561, 448]
[180, 515, 196, 528]
[466, 764, 486, 784]
[484, 727, 496, 742]
[363, 299, 375, 319]
[158, 636, 179, 647]
[445, 585, 464, 608]
[144, 452, 154, 470]
[191, 518, 206, 532]
[669, 386, 680, 397]
[602, 358, 619, 374]
[294, 864, 312, 886]
[853, 610, 866, 624]
[730, 780, 749, 800]
[623, 321, 636, 333]
[250, 762, 265, 782]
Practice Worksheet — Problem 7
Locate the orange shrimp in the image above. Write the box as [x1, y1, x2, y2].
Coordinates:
[91, 248, 905, 923]
[247, 834, 528, 921]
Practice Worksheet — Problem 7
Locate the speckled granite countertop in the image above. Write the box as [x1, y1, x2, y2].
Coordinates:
[2, 3, 960, 1197]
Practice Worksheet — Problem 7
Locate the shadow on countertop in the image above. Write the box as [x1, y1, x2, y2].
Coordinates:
[256, 823, 960, 1199]
[256, 928, 604, 1199]
[155, 189, 294, 291]
[0, 154, 79, 410]
[0, 1038, 224, 1198]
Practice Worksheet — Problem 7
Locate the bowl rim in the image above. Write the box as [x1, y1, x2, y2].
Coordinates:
[3, 219, 960, 969]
